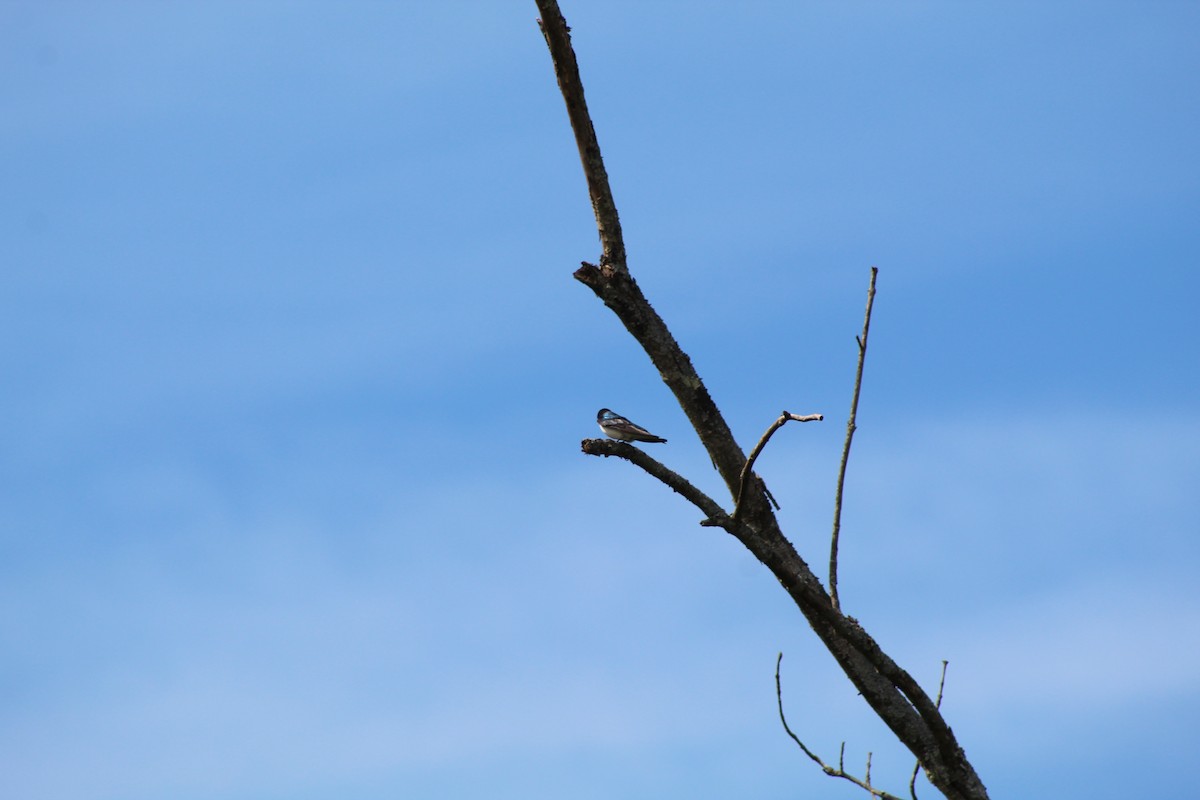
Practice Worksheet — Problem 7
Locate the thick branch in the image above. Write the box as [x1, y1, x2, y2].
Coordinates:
[573, 262, 755, 505]
[538, 0, 753, 502]
[536, 1, 624, 268]
[538, 5, 986, 799]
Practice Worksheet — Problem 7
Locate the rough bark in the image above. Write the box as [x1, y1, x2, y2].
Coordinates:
[536, 3, 990, 798]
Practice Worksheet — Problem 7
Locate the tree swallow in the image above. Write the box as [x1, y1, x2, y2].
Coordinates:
[596, 408, 667, 443]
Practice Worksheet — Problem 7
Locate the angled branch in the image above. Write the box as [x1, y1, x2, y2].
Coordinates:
[581, 438, 731, 525]
[733, 411, 824, 524]
[776, 653, 906, 800]
[539, 5, 987, 798]
[830, 266, 878, 612]
[537, 0, 752, 503]
[536, 1, 625, 268]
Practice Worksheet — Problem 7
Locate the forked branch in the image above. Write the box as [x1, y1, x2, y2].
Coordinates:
[537, 3, 987, 798]
[538, 0, 756, 503]
[776, 653, 905, 800]
[733, 411, 824, 524]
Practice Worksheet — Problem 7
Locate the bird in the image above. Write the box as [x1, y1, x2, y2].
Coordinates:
[596, 408, 667, 443]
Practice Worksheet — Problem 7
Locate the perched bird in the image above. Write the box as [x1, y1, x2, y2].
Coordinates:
[596, 408, 667, 444]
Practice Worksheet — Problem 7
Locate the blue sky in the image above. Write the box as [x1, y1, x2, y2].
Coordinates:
[2, 2, 1198, 798]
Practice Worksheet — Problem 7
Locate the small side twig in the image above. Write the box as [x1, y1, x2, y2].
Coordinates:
[830, 266, 878, 612]
[908, 660, 950, 800]
[732, 411, 823, 523]
[776, 652, 905, 800]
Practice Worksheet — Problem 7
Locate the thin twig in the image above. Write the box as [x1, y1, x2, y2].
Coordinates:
[830, 266, 878, 612]
[732, 411, 823, 523]
[935, 660, 949, 707]
[909, 661, 950, 800]
[775, 652, 829, 769]
[776, 653, 906, 800]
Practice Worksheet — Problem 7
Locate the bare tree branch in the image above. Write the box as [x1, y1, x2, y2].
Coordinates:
[910, 661, 951, 800]
[831, 265, 878, 612]
[581, 438, 730, 525]
[776, 653, 906, 800]
[733, 411, 824, 524]
[537, 4, 988, 799]
[536, 3, 624, 269]
[537, 1, 754, 504]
